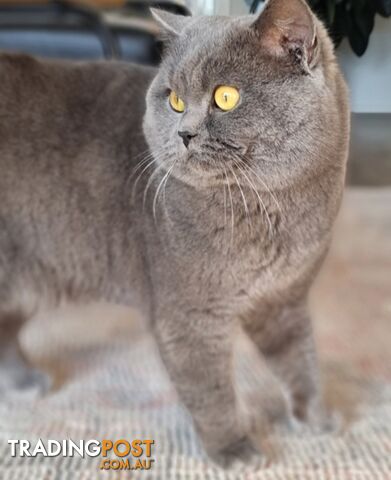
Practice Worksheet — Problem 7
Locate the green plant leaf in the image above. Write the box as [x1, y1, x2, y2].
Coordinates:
[326, 0, 336, 23]
[375, 0, 391, 17]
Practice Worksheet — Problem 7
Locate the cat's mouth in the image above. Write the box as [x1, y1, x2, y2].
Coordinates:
[165, 138, 252, 185]
[185, 144, 248, 172]
[184, 139, 246, 162]
[174, 150, 239, 187]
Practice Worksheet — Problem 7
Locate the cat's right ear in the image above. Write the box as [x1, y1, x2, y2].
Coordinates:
[252, 0, 319, 73]
[150, 8, 191, 36]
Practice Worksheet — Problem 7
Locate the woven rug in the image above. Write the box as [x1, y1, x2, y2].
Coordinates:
[0, 187, 390, 479]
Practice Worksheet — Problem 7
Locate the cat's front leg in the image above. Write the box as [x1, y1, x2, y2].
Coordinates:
[246, 301, 334, 432]
[0, 310, 51, 396]
[154, 310, 261, 470]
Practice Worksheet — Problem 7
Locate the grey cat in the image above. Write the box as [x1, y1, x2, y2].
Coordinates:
[0, 0, 349, 469]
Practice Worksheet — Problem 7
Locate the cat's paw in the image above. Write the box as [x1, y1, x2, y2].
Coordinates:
[308, 409, 343, 434]
[288, 409, 343, 435]
[209, 436, 262, 472]
[17, 367, 52, 395]
[0, 365, 52, 399]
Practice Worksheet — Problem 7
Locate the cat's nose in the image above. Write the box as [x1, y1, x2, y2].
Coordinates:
[178, 130, 197, 148]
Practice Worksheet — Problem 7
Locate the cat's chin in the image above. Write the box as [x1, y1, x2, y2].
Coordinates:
[158, 150, 242, 189]
[172, 161, 226, 189]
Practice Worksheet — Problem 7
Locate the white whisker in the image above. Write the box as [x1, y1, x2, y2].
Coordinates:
[131, 157, 158, 201]
[223, 182, 227, 227]
[142, 162, 166, 209]
[152, 162, 177, 223]
[232, 158, 273, 236]
[223, 165, 235, 249]
[127, 144, 170, 187]
[236, 155, 283, 217]
[227, 163, 252, 232]
[161, 160, 178, 226]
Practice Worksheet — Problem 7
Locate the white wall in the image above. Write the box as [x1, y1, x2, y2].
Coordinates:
[338, 17, 391, 113]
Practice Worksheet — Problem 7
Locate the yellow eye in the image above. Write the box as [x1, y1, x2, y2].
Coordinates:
[169, 91, 185, 113]
[214, 86, 240, 111]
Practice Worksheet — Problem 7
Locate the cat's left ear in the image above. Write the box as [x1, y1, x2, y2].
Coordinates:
[151, 8, 191, 36]
[252, 0, 319, 73]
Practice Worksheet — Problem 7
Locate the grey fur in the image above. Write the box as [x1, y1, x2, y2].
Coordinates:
[0, 0, 349, 469]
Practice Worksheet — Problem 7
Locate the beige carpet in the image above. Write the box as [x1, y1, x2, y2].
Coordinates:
[0, 187, 390, 479]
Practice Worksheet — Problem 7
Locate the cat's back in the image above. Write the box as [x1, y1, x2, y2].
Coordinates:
[0, 52, 155, 147]
[0, 52, 156, 206]
[0, 54, 156, 305]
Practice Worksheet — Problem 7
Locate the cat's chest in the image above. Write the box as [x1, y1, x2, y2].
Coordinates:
[176, 224, 285, 299]
[194, 225, 326, 312]
[156, 200, 327, 309]
[213, 235, 285, 296]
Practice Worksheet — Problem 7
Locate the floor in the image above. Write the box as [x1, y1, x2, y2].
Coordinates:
[0, 187, 390, 479]
[348, 114, 391, 186]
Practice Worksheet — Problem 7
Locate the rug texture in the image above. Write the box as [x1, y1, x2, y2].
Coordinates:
[0, 187, 390, 479]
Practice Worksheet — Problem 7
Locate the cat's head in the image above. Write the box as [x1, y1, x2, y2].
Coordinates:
[143, 0, 341, 191]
